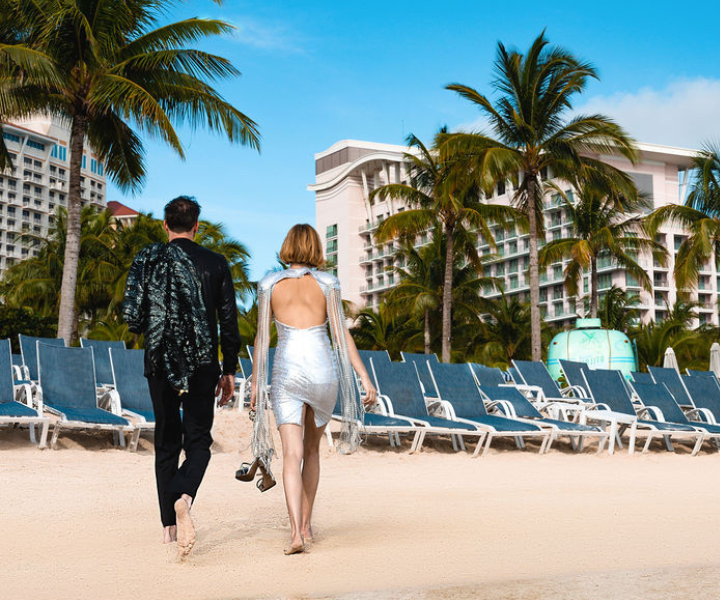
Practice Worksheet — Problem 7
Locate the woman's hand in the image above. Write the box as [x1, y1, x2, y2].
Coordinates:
[250, 383, 256, 412]
[360, 374, 377, 408]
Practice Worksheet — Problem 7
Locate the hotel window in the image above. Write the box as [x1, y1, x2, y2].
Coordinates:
[495, 263, 505, 276]
[553, 265, 562, 280]
[26, 140, 45, 151]
[508, 275, 518, 290]
[326, 224, 338, 238]
[509, 258, 518, 274]
[326, 239, 338, 253]
[508, 241, 517, 255]
[2, 132, 21, 144]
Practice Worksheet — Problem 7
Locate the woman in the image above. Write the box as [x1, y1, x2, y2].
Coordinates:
[247, 224, 377, 555]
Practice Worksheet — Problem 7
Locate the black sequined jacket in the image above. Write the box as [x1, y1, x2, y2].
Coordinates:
[123, 240, 239, 390]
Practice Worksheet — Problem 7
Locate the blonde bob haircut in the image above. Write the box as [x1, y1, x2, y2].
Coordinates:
[279, 224, 325, 268]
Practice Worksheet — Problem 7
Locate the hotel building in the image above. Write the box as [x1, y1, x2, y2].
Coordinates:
[0, 117, 107, 276]
[310, 139, 716, 326]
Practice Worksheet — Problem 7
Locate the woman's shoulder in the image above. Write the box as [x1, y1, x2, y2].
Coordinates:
[311, 270, 340, 290]
[257, 270, 288, 292]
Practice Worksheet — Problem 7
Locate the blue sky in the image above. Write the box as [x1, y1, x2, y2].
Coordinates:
[109, 0, 720, 280]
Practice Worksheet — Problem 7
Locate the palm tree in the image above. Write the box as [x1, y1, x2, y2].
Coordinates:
[196, 221, 252, 300]
[350, 303, 419, 360]
[538, 177, 666, 317]
[444, 31, 638, 360]
[0, 0, 260, 343]
[631, 319, 704, 371]
[372, 131, 519, 362]
[387, 232, 501, 355]
[646, 145, 720, 290]
[596, 286, 640, 332]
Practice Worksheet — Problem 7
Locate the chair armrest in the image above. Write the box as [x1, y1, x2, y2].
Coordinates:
[378, 394, 396, 416]
[486, 400, 516, 418]
[686, 408, 717, 424]
[436, 400, 457, 420]
[100, 389, 122, 416]
[637, 405, 664, 421]
[14, 382, 34, 410]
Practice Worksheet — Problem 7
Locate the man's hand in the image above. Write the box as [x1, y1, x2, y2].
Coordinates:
[216, 373, 235, 407]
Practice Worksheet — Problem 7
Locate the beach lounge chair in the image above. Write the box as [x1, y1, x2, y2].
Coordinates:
[631, 371, 654, 384]
[234, 357, 254, 411]
[11, 353, 29, 382]
[686, 369, 717, 379]
[108, 349, 154, 451]
[37, 343, 136, 450]
[400, 352, 439, 398]
[0, 339, 49, 448]
[513, 360, 587, 403]
[476, 382, 608, 453]
[583, 369, 703, 454]
[80, 339, 126, 387]
[681, 375, 720, 425]
[371, 360, 485, 454]
[19, 334, 66, 383]
[425, 362, 553, 456]
[558, 359, 592, 399]
[647, 367, 698, 409]
[247, 345, 276, 372]
[358, 350, 390, 389]
[631, 381, 720, 452]
[470, 363, 508, 387]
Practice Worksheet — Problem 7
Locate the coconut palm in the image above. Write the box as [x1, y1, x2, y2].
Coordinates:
[443, 31, 638, 360]
[0, 0, 260, 343]
[646, 145, 720, 290]
[196, 221, 252, 299]
[372, 131, 519, 362]
[538, 177, 666, 317]
[387, 231, 502, 355]
[596, 286, 641, 332]
[350, 303, 419, 360]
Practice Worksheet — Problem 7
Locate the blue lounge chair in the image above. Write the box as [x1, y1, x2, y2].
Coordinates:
[647, 367, 697, 409]
[558, 359, 592, 399]
[371, 360, 485, 453]
[80, 338, 126, 387]
[247, 345, 276, 374]
[38, 343, 135, 449]
[11, 353, 29, 382]
[109, 348, 154, 451]
[234, 357, 254, 411]
[469, 363, 507, 387]
[19, 334, 66, 382]
[513, 359, 587, 403]
[358, 349, 390, 390]
[681, 375, 720, 425]
[425, 362, 551, 456]
[400, 352, 439, 398]
[631, 381, 720, 452]
[583, 369, 703, 454]
[686, 369, 717, 379]
[0, 339, 49, 447]
[631, 371, 654, 384]
[476, 382, 608, 453]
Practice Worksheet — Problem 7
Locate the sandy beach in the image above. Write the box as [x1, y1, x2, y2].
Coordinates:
[3, 410, 720, 599]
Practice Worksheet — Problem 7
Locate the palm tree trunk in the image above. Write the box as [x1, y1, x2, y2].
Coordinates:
[590, 256, 599, 318]
[424, 307, 431, 354]
[57, 114, 87, 344]
[527, 177, 542, 361]
[442, 222, 454, 362]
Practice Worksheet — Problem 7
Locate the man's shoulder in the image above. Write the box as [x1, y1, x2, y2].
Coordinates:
[176, 240, 229, 267]
[133, 243, 165, 262]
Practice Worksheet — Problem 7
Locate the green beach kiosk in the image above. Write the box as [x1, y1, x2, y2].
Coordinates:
[546, 318, 637, 381]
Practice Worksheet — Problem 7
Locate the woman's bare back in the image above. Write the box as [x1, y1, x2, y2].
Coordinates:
[271, 273, 327, 328]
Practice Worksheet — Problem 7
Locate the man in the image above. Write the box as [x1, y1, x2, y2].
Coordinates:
[123, 196, 240, 558]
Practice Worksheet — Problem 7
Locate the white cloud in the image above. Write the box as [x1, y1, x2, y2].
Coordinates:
[576, 78, 720, 150]
[226, 16, 306, 54]
[453, 77, 720, 151]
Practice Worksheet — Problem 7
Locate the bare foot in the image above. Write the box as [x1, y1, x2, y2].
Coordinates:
[163, 525, 177, 544]
[302, 525, 313, 543]
[283, 535, 305, 555]
[175, 496, 195, 559]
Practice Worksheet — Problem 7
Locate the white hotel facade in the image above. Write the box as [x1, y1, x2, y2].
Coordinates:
[310, 139, 718, 327]
[0, 116, 107, 276]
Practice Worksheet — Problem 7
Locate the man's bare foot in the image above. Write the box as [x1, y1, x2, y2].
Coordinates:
[283, 535, 305, 555]
[175, 495, 195, 559]
[163, 525, 177, 544]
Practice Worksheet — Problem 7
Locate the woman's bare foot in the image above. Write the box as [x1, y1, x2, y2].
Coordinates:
[163, 525, 177, 544]
[174, 495, 195, 558]
[302, 525, 313, 543]
[283, 535, 305, 555]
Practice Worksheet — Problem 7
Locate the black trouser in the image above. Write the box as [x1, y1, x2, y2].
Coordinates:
[147, 367, 219, 527]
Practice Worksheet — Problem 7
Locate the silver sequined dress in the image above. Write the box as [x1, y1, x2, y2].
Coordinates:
[271, 318, 338, 427]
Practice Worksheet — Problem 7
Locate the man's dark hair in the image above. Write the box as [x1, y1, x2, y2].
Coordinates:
[164, 196, 201, 233]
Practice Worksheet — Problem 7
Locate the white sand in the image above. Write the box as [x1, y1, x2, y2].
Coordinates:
[3, 410, 720, 599]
